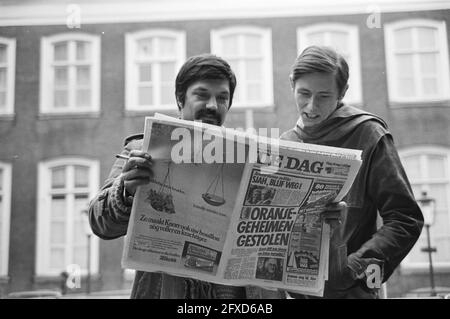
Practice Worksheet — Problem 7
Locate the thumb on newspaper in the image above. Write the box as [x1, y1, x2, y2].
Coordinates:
[321, 201, 347, 225]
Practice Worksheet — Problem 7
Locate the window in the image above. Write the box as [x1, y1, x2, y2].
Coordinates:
[40, 33, 100, 114]
[126, 29, 185, 111]
[400, 147, 450, 268]
[0, 37, 16, 116]
[36, 158, 99, 276]
[297, 24, 362, 105]
[211, 26, 274, 108]
[385, 20, 450, 103]
[0, 163, 12, 277]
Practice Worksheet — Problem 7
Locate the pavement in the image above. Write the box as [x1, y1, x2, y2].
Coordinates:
[4, 289, 131, 299]
[61, 289, 131, 299]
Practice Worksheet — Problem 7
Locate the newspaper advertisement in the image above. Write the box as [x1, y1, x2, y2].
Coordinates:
[122, 114, 362, 296]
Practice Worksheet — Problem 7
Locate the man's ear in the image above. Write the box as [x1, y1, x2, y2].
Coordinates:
[289, 74, 295, 90]
[176, 98, 183, 111]
[339, 84, 349, 101]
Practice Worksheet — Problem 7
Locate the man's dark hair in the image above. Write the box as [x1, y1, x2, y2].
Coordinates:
[175, 54, 237, 110]
[290, 45, 349, 97]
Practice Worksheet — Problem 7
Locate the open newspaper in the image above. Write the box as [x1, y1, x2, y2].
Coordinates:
[122, 114, 362, 296]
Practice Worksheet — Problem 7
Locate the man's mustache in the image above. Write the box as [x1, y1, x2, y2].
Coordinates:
[195, 109, 221, 122]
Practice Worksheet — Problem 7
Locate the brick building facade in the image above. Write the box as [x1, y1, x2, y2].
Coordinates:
[0, 0, 449, 297]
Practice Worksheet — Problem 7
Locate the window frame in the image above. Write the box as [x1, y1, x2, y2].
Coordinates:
[399, 146, 450, 270]
[210, 25, 274, 109]
[0, 37, 16, 116]
[40, 33, 101, 114]
[125, 29, 186, 111]
[36, 157, 100, 276]
[296, 23, 362, 105]
[384, 19, 450, 104]
[0, 162, 12, 277]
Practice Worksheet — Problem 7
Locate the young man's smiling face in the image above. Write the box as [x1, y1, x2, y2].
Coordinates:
[179, 79, 230, 126]
[292, 72, 345, 128]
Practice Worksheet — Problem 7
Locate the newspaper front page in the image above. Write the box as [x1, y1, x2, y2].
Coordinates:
[122, 115, 362, 296]
[218, 144, 360, 296]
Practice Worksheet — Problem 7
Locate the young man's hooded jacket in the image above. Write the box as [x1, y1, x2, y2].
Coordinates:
[280, 104, 423, 298]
